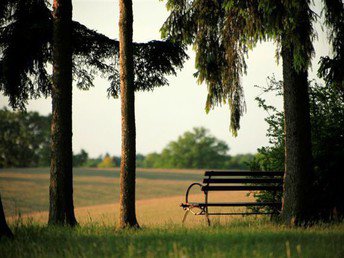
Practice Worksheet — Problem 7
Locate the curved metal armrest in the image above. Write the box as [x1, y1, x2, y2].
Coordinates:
[185, 183, 204, 203]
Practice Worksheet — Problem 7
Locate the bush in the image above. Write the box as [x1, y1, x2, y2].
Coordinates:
[97, 154, 115, 168]
[248, 78, 344, 220]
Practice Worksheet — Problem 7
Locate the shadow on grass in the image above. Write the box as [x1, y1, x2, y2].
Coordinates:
[1, 219, 343, 258]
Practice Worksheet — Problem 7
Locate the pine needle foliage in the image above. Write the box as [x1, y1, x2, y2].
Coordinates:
[161, 0, 317, 135]
[318, 0, 344, 94]
[0, 0, 188, 109]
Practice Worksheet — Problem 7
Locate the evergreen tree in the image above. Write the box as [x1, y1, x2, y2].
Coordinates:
[0, 0, 187, 227]
[162, 0, 319, 225]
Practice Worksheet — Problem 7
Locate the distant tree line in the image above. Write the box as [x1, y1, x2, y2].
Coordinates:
[0, 109, 50, 168]
[93, 127, 254, 170]
[0, 108, 89, 168]
[137, 128, 254, 169]
[0, 116, 253, 170]
[138, 152, 254, 170]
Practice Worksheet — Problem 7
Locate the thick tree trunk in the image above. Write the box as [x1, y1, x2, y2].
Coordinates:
[0, 194, 13, 239]
[280, 37, 314, 226]
[118, 0, 139, 228]
[49, 0, 77, 226]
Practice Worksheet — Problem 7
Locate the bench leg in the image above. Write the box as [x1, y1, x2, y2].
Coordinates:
[182, 209, 190, 224]
[205, 208, 211, 226]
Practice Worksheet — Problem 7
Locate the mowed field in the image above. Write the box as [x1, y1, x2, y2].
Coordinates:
[0, 167, 250, 226]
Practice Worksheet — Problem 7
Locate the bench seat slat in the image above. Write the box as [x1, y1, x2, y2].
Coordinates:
[203, 178, 283, 184]
[186, 202, 281, 207]
[202, 185, 283, 191]
[204, 171, 284, 177]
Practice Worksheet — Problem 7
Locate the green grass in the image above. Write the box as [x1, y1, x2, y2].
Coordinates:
[1, 219, 343, 258]
[1, 168, 344, 257]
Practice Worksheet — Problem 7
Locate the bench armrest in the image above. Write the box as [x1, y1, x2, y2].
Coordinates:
[185, 183, 204, 204]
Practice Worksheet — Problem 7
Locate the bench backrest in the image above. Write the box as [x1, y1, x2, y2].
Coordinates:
[201, 170, 284, 192]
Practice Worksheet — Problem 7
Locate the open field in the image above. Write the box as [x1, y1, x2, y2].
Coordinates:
[1, 168, 344, 257]
[0, 167, 202, 217]
[0, 167, 252, 226]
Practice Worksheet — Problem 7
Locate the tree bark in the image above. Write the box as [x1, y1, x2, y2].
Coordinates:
[49, 0, 77, 226]
[0, 194, 13, 239]
[280, 36, 314, 226]
[118, 0, 139, 228]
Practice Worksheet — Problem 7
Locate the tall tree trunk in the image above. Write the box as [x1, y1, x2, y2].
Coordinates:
[49, 0, 77, 226]
[0, 194, 13, 239]
[118, 0, 139, 229]
[280, 36, 314, 226]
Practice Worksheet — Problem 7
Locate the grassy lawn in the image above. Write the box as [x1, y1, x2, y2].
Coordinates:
[1, 220, 343, 258]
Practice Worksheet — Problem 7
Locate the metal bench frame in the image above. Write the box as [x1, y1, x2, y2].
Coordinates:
[180, 170, 284, 225]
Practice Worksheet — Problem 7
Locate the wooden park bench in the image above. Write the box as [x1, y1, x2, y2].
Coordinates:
[180, 170, 284, 225]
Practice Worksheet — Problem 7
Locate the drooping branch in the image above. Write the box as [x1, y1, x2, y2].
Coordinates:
[318, 0, 344, 94]
[161, 0, 252, 135]
[0, 1, 188, 108]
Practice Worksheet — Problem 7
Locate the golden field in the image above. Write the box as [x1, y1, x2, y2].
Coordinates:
[1, 167, 252, 226]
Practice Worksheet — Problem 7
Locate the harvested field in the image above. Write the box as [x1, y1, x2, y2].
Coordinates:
[1, 167, 253, 225]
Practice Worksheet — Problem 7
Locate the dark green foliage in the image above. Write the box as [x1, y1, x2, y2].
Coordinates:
[73, 149, 89, 167]
[0, 0, 188, 109]
[161, 0, 316, 135]
[154, 127, 229, 169]
[310, 82, 344, 219]
[0, 108, 90, 168]
[0, 0, 52, 109]
[0, 108, 50, 168]
[141, 152, 162, 168]
[140, 127, 229, 169]
[249, 78, 344, 220]
[107, 40, 188, 97]
[84, 156, 103, 168]
[257, 0, 316, 71]
[135, 154, 145, 168]
[161, 0, 250, 135]
[225, 154, 255, 170]
[318, 0, 344, 94]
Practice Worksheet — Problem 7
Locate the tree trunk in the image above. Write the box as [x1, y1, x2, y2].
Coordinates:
[49, 0, 77, 226]
[280, 36, 314, 226]
[0, 194, 13, 239]
[118, 0, 139, 229]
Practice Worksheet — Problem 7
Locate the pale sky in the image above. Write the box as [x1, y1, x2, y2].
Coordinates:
[0, 0, 330, 158]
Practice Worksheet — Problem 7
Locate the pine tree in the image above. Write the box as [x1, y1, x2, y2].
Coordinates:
[1, 0, 187, 227]
[162, 0, 317, 225]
